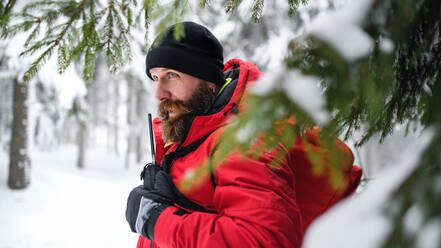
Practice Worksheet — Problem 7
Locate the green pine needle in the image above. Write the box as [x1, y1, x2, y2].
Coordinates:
[252, 0, 264, 22]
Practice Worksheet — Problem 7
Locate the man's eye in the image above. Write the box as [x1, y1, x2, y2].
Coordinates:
[152, 75, 159, 81]
[169, 72, 178, 78]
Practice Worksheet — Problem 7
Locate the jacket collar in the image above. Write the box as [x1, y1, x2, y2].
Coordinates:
[154, 59, 261, 152]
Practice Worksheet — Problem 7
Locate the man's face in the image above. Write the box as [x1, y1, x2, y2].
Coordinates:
[150, 67, 217, 143]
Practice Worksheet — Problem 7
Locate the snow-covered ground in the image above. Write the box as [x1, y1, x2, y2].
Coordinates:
[1, 128, 432, 248]
[0, 146, 142, 248]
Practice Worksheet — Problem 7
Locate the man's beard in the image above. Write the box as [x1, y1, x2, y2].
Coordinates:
[158, 82, 216, 144]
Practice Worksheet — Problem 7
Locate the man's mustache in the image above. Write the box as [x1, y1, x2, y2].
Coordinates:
[158, 99, 192, 120]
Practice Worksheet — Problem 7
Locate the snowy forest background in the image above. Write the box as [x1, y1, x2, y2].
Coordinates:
[1, 0, 440, 247]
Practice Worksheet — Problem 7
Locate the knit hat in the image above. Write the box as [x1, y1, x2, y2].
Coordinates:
[145, 22, 225, 86]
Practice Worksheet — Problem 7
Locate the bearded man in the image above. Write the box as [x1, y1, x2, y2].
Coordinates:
[125, 22, 362, 248]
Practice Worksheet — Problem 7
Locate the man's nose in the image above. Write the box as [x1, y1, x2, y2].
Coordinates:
[154, 80, 171, 101]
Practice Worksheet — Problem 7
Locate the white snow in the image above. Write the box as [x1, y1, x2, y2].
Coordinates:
[302, 128, 435, 248]
[379, 37, 395, 53]
[38, 57, 87, 110]
[309, 0, 375, 61]
[212, 21, 236, 41]
[403, 203, 425, 236]
[282, 70, 329, 125]
[250, 69, 280, 96]
[415, 217, 441, 248]
[251, 67, 330, 125]
[183, 168, 196, 181]
[0, 145, 141, 248]
[254, 26, 295, 70]
[235, 122, 256, 143]
[349, 124, 426, 177]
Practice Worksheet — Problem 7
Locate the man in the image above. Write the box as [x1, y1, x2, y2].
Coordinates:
[126, 22, 362, 248]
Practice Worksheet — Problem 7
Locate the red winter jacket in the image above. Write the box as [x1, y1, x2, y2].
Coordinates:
[137, 59, 362, 248]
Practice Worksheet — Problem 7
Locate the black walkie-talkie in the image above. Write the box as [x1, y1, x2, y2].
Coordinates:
[148, 113, 156, 166]
[140, 113, 157, 186]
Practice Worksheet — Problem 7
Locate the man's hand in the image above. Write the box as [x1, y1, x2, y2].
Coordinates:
[127, 164, 176, 240]
[125, 185, 170, 240]
[141, 163, 176, 201]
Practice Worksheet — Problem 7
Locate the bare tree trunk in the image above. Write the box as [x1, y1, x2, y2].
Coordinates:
[125, 79, 134, 169]
[8, 77, 30, 189]
[77, 122, 86, 169]
[136, 135, 142, 163]
[125, 135, 132, 169]
[135, 84, 144, 164]
[0, 84, 4, 143]
[114, 80, 120, 155]
[0, 86, 3, 142]
[0, 77, 12, 144]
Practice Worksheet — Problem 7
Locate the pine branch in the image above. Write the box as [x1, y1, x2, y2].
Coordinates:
[2, 0, 310, 82]
[151, 0, 187, 43]
[143, 0, 159, 47]
[225, 0, 243, 13]
[11, 0, 92, 81]
[24, 23, 41, 47]
[251, 0, 264, 22]
[114, 5, 129, 36]
[23, 43, 57, 82]
[144, 7, 150, 46]
[382, 127, 441, 247]
[20, 39, 58, 57]
[22, 1, 60, 13]
[1, 18, 35, 39]
[0, 0, 17, 29]
[105, 1, 116, 72]
[67, 36, 86, 66]
[199, 0, 210, 8]
[84, 45, 95, 81]
[57, 44, 68, 74]
[287, 0, 306, 16]
[172, 0, 188, 37]
[99, 0, 132, 75]
[225, 0, 234, 13]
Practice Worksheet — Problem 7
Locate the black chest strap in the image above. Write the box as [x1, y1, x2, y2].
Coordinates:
[161, 130, 218, 213]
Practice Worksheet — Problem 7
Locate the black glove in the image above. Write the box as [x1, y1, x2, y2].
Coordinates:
[125, 185, 169, 240]
[127, 164, 176, 240]
[140, 163, 176, 202]
[140, 162, 157, 190]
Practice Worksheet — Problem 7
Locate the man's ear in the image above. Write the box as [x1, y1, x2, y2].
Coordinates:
[206, 81, 219, 93]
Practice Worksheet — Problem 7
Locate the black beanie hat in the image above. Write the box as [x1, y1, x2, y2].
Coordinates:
[145, 22, 225, 87]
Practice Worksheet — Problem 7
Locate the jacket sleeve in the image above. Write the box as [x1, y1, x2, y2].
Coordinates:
[152, 153, 303, 248]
